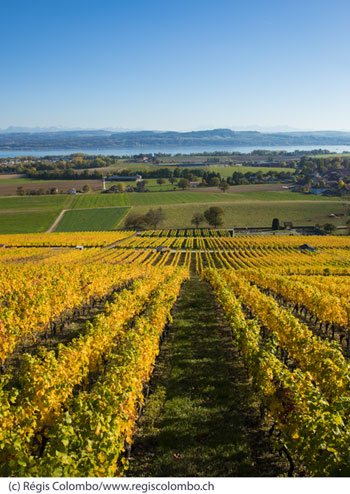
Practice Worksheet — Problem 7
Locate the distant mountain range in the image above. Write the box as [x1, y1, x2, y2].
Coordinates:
[1, 128, 350, 150]
[0, 126, 132, 133]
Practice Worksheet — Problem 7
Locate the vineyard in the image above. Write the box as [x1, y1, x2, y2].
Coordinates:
[1, 230, 350, 476]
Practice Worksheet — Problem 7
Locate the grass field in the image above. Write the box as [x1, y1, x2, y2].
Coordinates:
[219, 190, 347, 201]
[105, 178, 176, 192]
[54, 207, 130, 232]
[70, 189, 347, 210]
[0, 195, 69, 210]
[207, 165, 295, 177]
[0, 186, 349, 233]
[70, 194, 131, 208]
[70, 191, 233, 209]
[0, 211, 59, 234]
[129, 191, 236, 205]
[121, 200, 348, 229]
[311, 153, 350, 158]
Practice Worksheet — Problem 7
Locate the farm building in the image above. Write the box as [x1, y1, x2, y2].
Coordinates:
[106, 174, 142, 182]
[156, 246, 171, 254]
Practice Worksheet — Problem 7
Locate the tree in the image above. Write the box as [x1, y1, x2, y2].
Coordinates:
[209, 177, 220, 187]
[177, 178, 189, 190]
[191, 212, 205, 228]
[82, 184, 92, 193]
[125, 213, 147, 230]
[145, 207, 166, 229]
[116, 183, 125, 193]
[272, 218, 280, 231]
[157, 178, 166, 191]
[136, 180, 147, 192]
[219, 181, 230, 193]
[322, 223, 336, 233]
[169, 176, 177, 185]
[16, 186, 26, 196]
[204, 207, 224, 228]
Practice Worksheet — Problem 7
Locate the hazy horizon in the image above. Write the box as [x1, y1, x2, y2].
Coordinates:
[2, 126, 350, 134]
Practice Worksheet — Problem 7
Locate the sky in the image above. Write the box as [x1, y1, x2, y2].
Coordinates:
[1, 0, 350, 132]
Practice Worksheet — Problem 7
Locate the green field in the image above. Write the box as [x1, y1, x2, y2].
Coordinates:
[106, 163, 295, 177]
[0, 195, 69, 210]
[139, 178, 177, 191]
[0, 187, 348, 233]
[129, 191, 236, 205]
[0, 211, 59, 234]
[70, 189, 347, 210]
[105, 178, 176, 192]
[54, 207, 130, 232]
[207, 165, 295, 177]
[311, 153, 350, 158]
[219, 190, 347, 201]
[121, 201, 347, 229]
[70, 194, 131, 208]
[71, 191, 232, 209]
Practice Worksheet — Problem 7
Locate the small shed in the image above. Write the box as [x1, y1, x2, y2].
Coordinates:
[156, 246, 171, 254]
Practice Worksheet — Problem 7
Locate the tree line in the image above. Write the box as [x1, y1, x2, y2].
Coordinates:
[25, 169, 104, 180]
[17, 165, 292, 186]
[125, 207, 225, 230]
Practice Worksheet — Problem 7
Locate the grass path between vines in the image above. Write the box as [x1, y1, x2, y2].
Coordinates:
[128, 278, 287, 477]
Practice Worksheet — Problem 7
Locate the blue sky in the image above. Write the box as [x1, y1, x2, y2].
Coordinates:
[1, 0, 350, 131]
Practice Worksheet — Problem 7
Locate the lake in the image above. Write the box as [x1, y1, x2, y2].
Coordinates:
[1, 144, 350, 158]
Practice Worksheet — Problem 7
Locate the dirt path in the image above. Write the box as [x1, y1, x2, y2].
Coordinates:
[46, 209, 67, 232]
[46, 197, 75, 232]
[128, 278, 287, 477]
